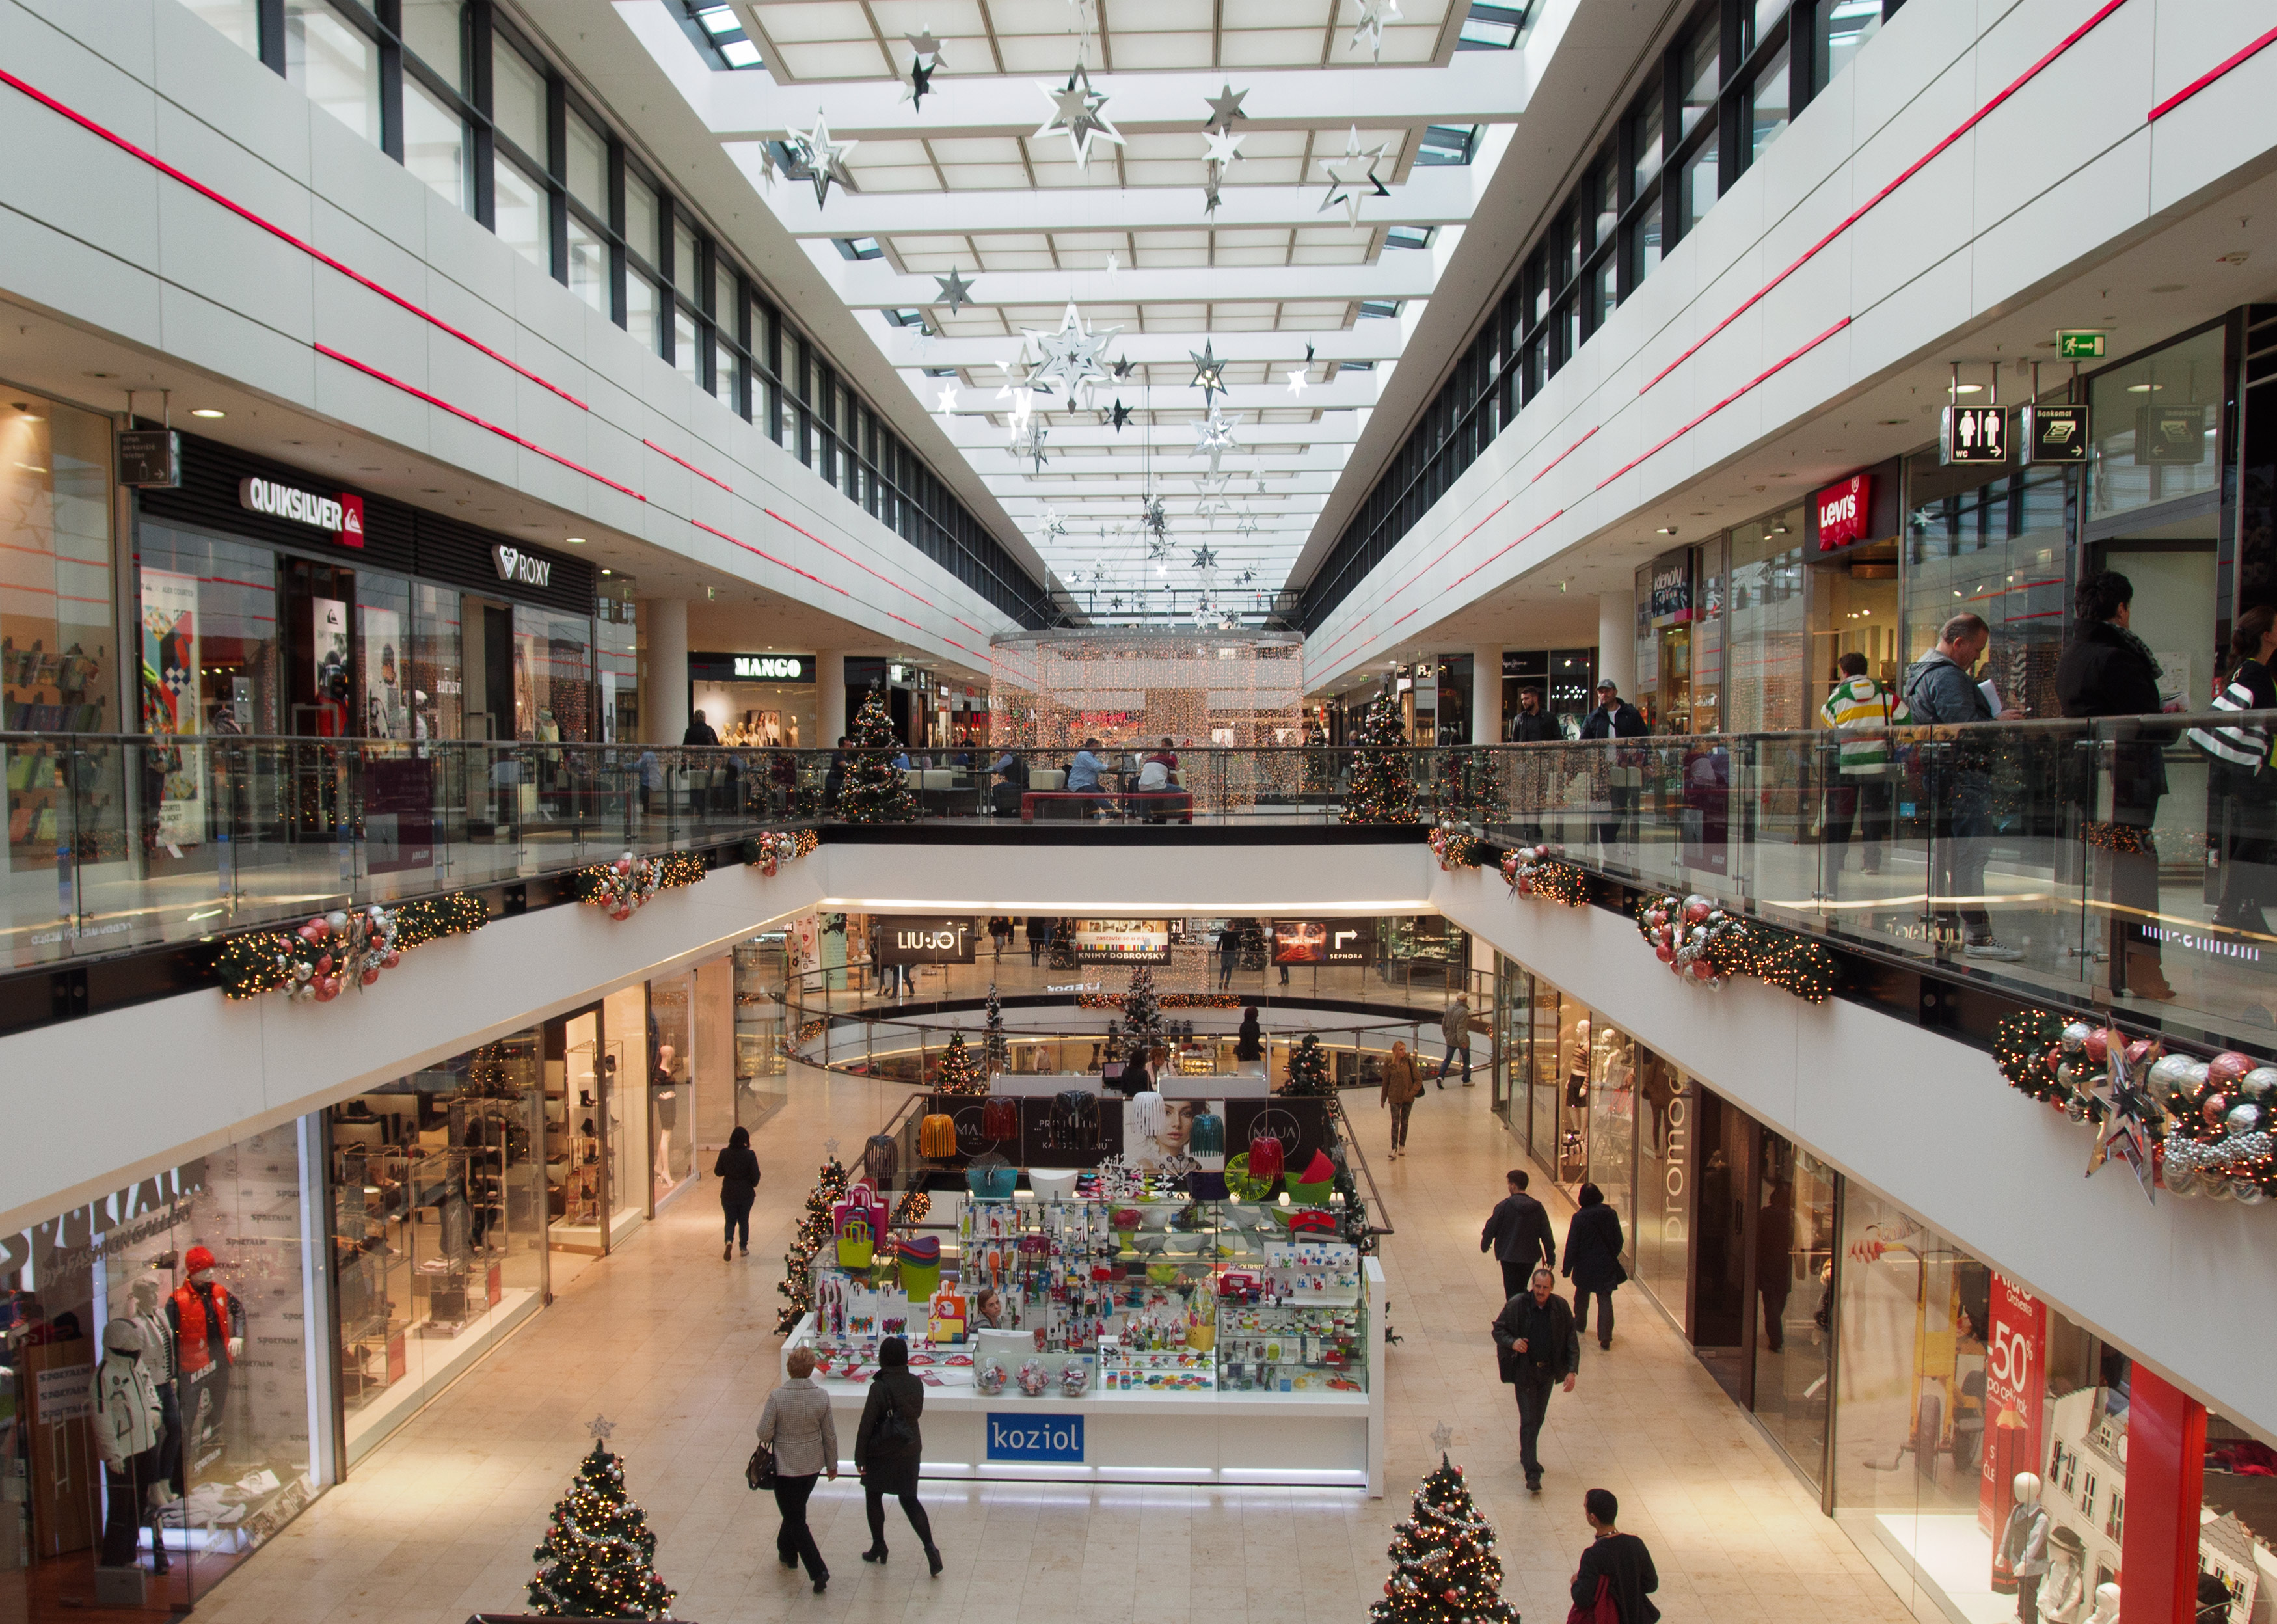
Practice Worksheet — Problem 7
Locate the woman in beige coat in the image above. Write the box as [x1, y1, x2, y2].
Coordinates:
[1379, 1040, 1423, 1159]
[757, 1347, 839, 1592]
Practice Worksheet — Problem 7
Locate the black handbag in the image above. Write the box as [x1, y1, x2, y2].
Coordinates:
[746, 1439, 778, 1491]
[874, 1390, 916, 1451]
[1496, 1342, 1520, 1384]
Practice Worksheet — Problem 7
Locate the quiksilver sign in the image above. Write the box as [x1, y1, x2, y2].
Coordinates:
[493, 545, 553, 588]
[239, 476, 364, 546]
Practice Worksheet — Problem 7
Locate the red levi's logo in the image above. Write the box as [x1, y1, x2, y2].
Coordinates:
[336, 493, 365, 547]
[1814, 473, 1870, 550]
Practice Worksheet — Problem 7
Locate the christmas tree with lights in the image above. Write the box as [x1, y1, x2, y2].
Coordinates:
[983, 984, 1009, 1073]
[837, 687, 916, 824]
[1121, 966, 1165, 1061]
[1369, 1440, 1517, 1624]
[528, 1418, 677, 1619]
[775, 1154, 850, 1336]
[934, 1030, 988, 1094]
[1345, 692, 1416, 824]
[1283, 1032, 1334, 1096]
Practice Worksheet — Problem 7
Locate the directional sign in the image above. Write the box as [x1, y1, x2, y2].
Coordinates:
[1941, 405, 2008, 466]
[2056, 331, 2107, 359]
[2021, 404, 2089, 465]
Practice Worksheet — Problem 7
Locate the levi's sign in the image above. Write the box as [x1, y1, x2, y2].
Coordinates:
[240, 476, 364, 546]
[493, 545, 553, 588]
[1814, 473, 1872, 550]
[986, 1414, 1084, 1463]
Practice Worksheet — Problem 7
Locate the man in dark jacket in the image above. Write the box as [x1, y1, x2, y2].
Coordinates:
[1492, 1264, 1579, 1492]
[1902, 612, 2024, 961]
[1508, 690, 1559, 841]
[2055, 570, 2174, 1002]
[1481, 1169, 1556, 1300]
[1578, 680, 1648, 849]
[682, 710, 720, 747]
[1572, 1489, 1660, 1624]
[1561, 1183, 1625, 1351]
[1507, 688, 1557, 743]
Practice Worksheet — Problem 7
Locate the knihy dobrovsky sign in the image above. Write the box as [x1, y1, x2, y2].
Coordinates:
[493, 545, 554, 588]
[239, 476, 364, 547]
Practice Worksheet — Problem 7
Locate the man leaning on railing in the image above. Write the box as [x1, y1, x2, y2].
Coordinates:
[1901, 612, 2023, 962]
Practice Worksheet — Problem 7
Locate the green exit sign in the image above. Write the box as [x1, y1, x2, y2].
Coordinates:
[2058, 331, 2107, 359]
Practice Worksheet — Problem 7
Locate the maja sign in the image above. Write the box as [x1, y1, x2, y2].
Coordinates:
[239, 475, 364, 546]
[1814, 473, 1872, 550]
[492, 545, 554, 588]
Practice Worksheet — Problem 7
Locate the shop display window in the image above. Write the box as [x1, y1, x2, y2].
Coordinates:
[409, 582, 463, 742]
[1527, 981, 1562, 1163]
[328, 1034, 546, 1463]
[546, 1005, 640, 1256]
[0, 1125, 324, 1607]
[1629, 1053, 1690, 1323]
[1584, 1024, 1635, 1215]
[2090, 323, 2225, 528]
[647, 973, 696, 1209]
[355, 573, 412, 742]
[1724, 506, 1809, 732]
[1900, 455, 2073, 718]
[734, 937, 791, 1104]
[1751, 1135, 1835, 1487]
[511, 604, 593, 744]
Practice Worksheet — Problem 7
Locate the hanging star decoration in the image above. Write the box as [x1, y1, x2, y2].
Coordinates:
[1192, 545, 1219, 570]
[1189, 340, 1229, 405]
[1040, 508, 1068, 543]
[934, 267, 977, 316]
[1192, 407, 1239, 476]
[755, 141, 780, 191]
[905, 29, 949, 62]
[1140, 493, 1170, 543]
[1236, 522, 1258, 545]
[1194, 481, 1233, 519]
[1027, 302, 1122, 403]
[900, 54, 936, 111]
[2084, 1035, 2161, 1203]
[1111, 355, 1137, 380]
[1429, 1422, 1455, 1455]
[1035, 62, 1125, 169]
[1317, 126, 1390, 228]
[1010, 420, 1050, 474]
[935, 380, 959, 413]
[586, 1414, 617, 1441]
[1202, 167, 1223, 219]
[1203, 81, 1249, 133]
[1286, 360, 1308, 397]
[787, 113, 859, 209]
[1201, 125, 1245, 218]
[1105, 249, 1119, 282]
[1347, 0, 1402, 60]
[1107, 399, 1133, 432]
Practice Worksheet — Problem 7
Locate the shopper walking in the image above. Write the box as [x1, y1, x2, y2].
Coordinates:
[1493, 1263, 1579, 1493]
[1819, 651, 1908, 887]
[2192, 605, 2277, 936]
[714, 1125, 761, 1260]
[855, 1336, 941, 1575]
[1217, 923, 1241, 990]
[2057, 570, 2174, 1000]
[1578, 680, 1647, 851]
[1235, 1005, 1265, 1068]
[1480, 1169, 1556, 1300]
[1903, 612, 2025, 960]
[1379, 1040, 1422, 1159]
[1571, 1489, 1660, 1624]
[1561, 1183, 1625, 1350]
[1436, 995, 1473, 1087]
[1027, 915, 1048, 966]
[755, 1347, 838, 1593]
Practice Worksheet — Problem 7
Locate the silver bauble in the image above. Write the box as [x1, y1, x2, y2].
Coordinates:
[2228, 1103, 2263, 1137]
[2186, 1061, 2211, 1090]
[2163, 1165, 2200, 1198]
[2061, 1022, 2094, 1052]
[2148, 1054, 2195, 1103]
[2232, 1179, 2268, 1206]
[2207, 1176, 2235, 1202]
[2244, 1067, 2277, 1101]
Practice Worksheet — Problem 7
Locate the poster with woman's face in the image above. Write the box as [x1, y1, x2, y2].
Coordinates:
[1123, 1094, 1212, 1171]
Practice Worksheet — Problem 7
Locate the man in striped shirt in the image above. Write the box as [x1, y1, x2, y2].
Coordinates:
[1820, 652, 1908, 889]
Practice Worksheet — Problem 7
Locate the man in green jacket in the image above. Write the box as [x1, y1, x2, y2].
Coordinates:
[1818, 651, 1908, 891]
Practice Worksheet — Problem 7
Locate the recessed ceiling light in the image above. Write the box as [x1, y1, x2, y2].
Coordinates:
[601, 568, 613, 575]
[189, 407, 226, 418]
[567, 536, 587, 545]
[85, 371, 115, 379]
[1656, 526, 1677, 535]
[2126, 383, 2162, 393]
[1952, 384, 1984, 395]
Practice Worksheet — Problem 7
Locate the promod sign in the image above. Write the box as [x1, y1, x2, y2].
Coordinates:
[1814, 473, 1872, 550]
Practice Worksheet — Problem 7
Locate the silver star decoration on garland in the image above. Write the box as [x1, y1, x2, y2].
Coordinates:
[1189, 340, 1228, 405]
[787, 114, 859, 209]
[1204, 82, 1249, 133]
[1034, 63, 1125, 169]
[1026, 302, 1122, 401]
[1192, 408, 1239, 476]
[1317, 126, 1390, 228]
[1348, 0, 1401, 60]
[934, 267, 977, 316]
[1140, 493, 1170, 543]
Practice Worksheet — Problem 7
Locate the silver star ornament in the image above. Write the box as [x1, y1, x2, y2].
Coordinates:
[790, 113, 859, 209]
[1348, 0, 1401, 60]
[934, 267, 977, 316]
[1034, 63, 1125, 169]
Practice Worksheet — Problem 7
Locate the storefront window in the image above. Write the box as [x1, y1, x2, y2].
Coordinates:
[595, 595, 637, 744]
[1725, 506, 1809, 731]
[355, 573, 412, 741]
[1630, 1052, 1690, 1325]
[1527, 980, 1561, 1164]
[0, 1126, 325, 1606]
[1900, 457, 2074, 717]
[329, 1033, 545, 1463]
[602, 986, 648, 1237]
[1585, 1024, 1634, 1219]
[647, 973, 695, 1209]
[734, 936, 790, 1105]
[1753, 1135, 1835, 1486]
[511, 605, 593, 743]
[410, 582, 463, 740]
[692, 672, 816, 747]
[2090, 324, 2225, 527]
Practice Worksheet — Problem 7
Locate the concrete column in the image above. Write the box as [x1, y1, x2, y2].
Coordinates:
[816, 651, 846, 744]
[1596, 589, 1636, 700]
[642, 597, 689, 744]
[1470, 645, 1502, 745]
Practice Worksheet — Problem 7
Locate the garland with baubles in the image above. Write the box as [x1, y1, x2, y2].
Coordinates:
[1075, 992, 1244, 1010]
[1426, 821, 1485, 871]
[215, 892, 489, 1003]
[1499, 844, 1588, 907]
[1634, 891, 1837, 1003]
[744, 828, 820, 876]
[574, 850, 708, 919]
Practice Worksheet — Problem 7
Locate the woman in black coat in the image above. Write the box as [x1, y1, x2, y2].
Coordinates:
[713, 1125, 759, 1260]
[1561, 1183, 1626, 1351]
[855, 1336, 940, 1574]
[1234, 1006, 1264, 1066]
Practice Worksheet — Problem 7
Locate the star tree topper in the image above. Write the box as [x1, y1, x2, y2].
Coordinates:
[1430, 1422, 1455, 1455]
[586, 1414, 617, 1441]
[1035, 63, 1125, 169]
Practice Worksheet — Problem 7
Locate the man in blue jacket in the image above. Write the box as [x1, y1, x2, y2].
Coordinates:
[1902, 612, 2023, 961]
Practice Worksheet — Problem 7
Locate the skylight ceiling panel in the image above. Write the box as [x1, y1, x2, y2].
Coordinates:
[891, 234, 971, 257]
[1134, 229, 1209, 251]
[1049, 236, 1129, 265]
[1290, 243, 1369, 264]
[1031, 161, 1112, 189]
[1211, 230, 1291, 250]
[755, 1, 876, 40]
[1369, 25, 1439, 61]
[984, 234, 1055, 252]
[896, 251, 965, 269]
[854, 165, 945, 191]
[1146, 311, 1209, 331]
[1232, 130, 1310, 159]
[866, 0, 989, 31]
[775, 39, 894, 75]
[1111, 31, 1216, 66]
[1219, 27, 1324, 64]
[999, 33, 1097, 69]
[930, 137, 1028, 164]
[937, 162, 1032, 187]
[977, 248, 1060, 269]
[1001, 301, 1068, 322]
[1221, 0, 1327, 26]
[1208, 288, 1280, 308]
[1276, 302, 1349, 325]
[1105, 0, 1215, 31]
[849, 139, 936, 167]
[1120, 132, 1195, 161]
[1228, 157, 1303, 184]
[1122, 159, 1202, 187]
[1257, 408, 1317, 423]
[1292, 226, 1367, 247]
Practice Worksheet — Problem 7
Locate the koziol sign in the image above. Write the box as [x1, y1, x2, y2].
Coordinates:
[239, 476, 363, 547]
[986, 1414, 1084, 1463]
[492, 545, 554, 588]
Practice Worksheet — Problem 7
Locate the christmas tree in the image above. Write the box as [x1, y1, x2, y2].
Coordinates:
[775, 1155, 850, 1336]
[934, 1031, 988, 1094]
[1121, 966, 1165, 1061]
[1345, 692, 1416, 824]
[1369, 1446, 1517, 1624]
[837, 687, 916, 824]
[983, 984, 1009, 1073]
[1283, 1033, 1334, 1096]
[528, 1420, 677, 1619]
[1237, 917, 1269, 973]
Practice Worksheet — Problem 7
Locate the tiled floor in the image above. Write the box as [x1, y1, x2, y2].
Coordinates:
[191, 1070, 1917, 1624]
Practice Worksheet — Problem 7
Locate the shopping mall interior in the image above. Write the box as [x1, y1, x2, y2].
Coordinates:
[5, 0, 2277, 1621]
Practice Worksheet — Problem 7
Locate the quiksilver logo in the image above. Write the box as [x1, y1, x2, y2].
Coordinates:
[493, 545, 552, 588]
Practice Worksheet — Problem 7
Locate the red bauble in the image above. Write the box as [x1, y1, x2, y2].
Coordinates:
[381, 951, 401, 968]
[2125, 1038, 2158, 1067]
[1516, 878, 1531, 894]
[314, 979, 340, 1002]
[2203, 1092, 2233, 1128]
[1656, 943, 1676, 962]
[1684, 900, 1710, 925]
[2043, 1046, 2064, 1075]
[2209, 1051, 2254, 1089]
[2083, 1029, 2110, 1065]
[315, 954, 332, 975]
[1690, 960, 1716, 980]
[1647, 909, 1667, 928]
[361, 968, 381, 986]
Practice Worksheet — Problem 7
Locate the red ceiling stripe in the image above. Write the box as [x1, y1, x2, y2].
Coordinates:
[764, 506, 990, 640]
[0, 67, 593, 413]
[1636, 0, 2133, 398]
[1448, 509, 1567, 590]
[1598, 317, 1850, 491]
[642, 439, 734, 492]
[1531, 424, 1597, 480]
[2149, 23, 2277, 120]
[313, 344, 641, 500]
[689, 517, 849, 597]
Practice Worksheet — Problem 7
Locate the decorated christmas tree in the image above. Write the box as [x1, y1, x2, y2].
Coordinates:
[934, 1030, 988, 1094]
[1345, 691, 1416, 824]
[982, 984, 1009, 1073]
[1283, 1032, 1334, 1096]
[1121, 966, 1165, 1061]
[775, 1154, 850, 1336]
[528, 1418, 677, 1619]
[1369, 1441, 1517, 1624]
[1237, 917, 1269, 973]
[837, 687, 916, 824]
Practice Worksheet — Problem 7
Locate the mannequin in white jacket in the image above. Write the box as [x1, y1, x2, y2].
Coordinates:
[94, 1320, 167, 1572]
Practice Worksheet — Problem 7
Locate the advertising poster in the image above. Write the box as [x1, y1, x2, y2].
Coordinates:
[1122, 1094, 1219, 1172]
[139, 567, 204, 845]
[1979, 1273, 2049, 1536]
[1273, 921, 1372, 964]
[312, 595, 349, 735]
[1069, 919, 1170, 964]
[362, 604, 407, 740]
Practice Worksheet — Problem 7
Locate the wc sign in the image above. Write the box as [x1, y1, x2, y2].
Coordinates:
[1814, 473, 1872, 550]
[986, 1414, 1084, 1463]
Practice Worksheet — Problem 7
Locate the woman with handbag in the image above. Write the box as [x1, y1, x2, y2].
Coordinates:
[1561, 1183, 1626, 1351]
[855, 1336, 941, 1575]
[754, 1347, 838, 1593]
[1379, 1040, 1422, 1159]
[1570, 1489, 1658, 1624]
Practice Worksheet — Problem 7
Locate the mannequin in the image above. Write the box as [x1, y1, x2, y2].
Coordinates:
[165, 1245, 243, 1474]
[92, 1320, 167, 1573]
[652, 1044, 678, 1190]
[1566, 1018, 1592, 1107]
[2085, 1583, 2120, 1624]
[128, 1280, 180, 1516]
[2037, 1542, 2084, 1624]
[2000, 1471, 2052, 1624]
